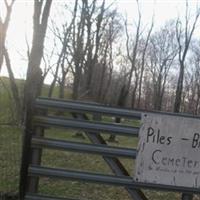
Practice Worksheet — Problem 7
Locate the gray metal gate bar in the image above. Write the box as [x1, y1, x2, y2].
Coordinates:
[31, 137, 137, 158]
[33, 116, 139, 136]
[36, 97, 200, 120]
[35, 98, 141, 119]
[25, 193, 80, 200]
[28, 165, 198, 194]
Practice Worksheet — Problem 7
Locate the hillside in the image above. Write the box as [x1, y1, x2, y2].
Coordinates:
[0, 77, 24, 124]
[0, 76, 72, 124]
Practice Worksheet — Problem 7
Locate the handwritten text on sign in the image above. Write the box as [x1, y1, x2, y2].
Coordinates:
[135, 113, 200, 188]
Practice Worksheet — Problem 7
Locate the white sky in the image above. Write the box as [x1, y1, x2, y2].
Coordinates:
[0, 0, 200, 82]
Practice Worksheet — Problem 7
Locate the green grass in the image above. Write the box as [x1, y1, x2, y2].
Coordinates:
[0, 77, 17, 124]
[0, 126, 21, 193]
[0, 76, 72, 124]
[2, 122, 200, 199]
[1, 126, 198, 199]
[37, 128, 181, 200]
[41, 83, 72, 99]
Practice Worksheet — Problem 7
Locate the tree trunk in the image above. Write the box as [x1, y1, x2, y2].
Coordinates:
[108, 117, 120, 143]
[59, 72, 67, 99]
[72, 68, 81, 100]
[154, 94, 162, 111]
[137, 66, 144, 108]
[131, 83, 138, 109]
[85, 63, 93, 93]
[102, 67, 113, 103]
[97, 64, 106, 101]
[3, 47, 22, 121]
[195, 86, 200, 115]
[59, 82, 65, 99]
[153, 73, 162, 111]
[48, 62, 59, 98]
[131, 74, 139, 108]
[174, 62, 184, 113]
[20, 1, 52, 198]
[137, 23, 153, 108]
[108, 84, 128, 142]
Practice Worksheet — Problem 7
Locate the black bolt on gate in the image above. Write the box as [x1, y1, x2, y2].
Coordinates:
[19, 97, 198, 200]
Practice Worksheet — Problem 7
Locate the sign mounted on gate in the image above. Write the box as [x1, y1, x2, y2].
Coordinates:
[135, 113, 200, 188]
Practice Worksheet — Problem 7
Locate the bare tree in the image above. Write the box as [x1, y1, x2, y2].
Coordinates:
[48, 13, 74, 98]
[106, 2, 142, 142]
[41, 47, 56, 86]
[184, 40, 200, 114]
[20, 1, 52, 198]
[64, 0, 116, 100]
[24, 0, 52, 109]
[192, 43, 200, 114]
[84, 0, 106, 95]
[93, 10, 122, 102]
[0, 0, 15, 72]
[137, 19, 154, 108]
[148, 21, 177, 110]
[174, 0, 200, 113]
[70, 0, 87, 100]
[3, 48, 22, 119]
[0, 0, 23, 121]
[125, 0, 141, 108]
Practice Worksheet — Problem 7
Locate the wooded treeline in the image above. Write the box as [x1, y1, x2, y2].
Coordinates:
[1, 0, 200, 124]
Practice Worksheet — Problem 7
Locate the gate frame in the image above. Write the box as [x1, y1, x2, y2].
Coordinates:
[19, 97, 199, 200]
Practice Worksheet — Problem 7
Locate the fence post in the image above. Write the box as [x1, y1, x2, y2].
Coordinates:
[19, 101, 45, 199]
[26, 126, 44, 193]
[19, 104, 35, 199]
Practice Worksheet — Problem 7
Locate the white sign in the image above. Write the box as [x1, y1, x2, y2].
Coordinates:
[135, 113, 200, 188]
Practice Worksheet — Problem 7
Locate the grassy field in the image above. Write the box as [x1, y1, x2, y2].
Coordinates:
[38, 128, 182, 200]
[0, 77, 19, 124]
[1, 76, 200, 199]
[0, 126, 21, 195]
[2, 126, 200, 199]
[0, 125, 183, 200]
[0, 77, 71, 124]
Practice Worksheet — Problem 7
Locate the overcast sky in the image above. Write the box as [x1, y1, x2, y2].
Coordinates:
[0, 0, 200, 82]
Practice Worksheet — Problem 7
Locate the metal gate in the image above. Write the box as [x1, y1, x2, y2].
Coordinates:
[19, 97, 197, 200]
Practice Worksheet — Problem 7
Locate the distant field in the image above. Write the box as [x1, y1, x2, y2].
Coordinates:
[0, 77, 21, 124]
[0, 76, 71, 124]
